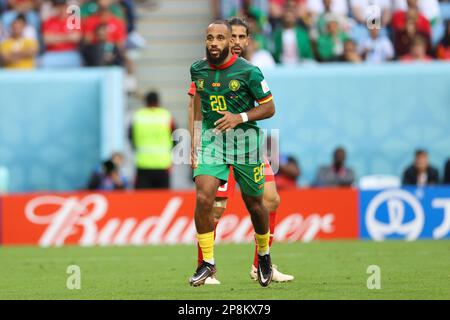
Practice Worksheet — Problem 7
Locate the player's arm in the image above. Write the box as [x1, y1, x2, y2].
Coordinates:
[189, 65, 203, 167]
[214, 99, 275, 132]
[187, 80, 197, 140]
[215, 66, 275, 132]
[244, 99, 275, 121]
[188, 95, 194, 141]
[191, 92, 202, 168]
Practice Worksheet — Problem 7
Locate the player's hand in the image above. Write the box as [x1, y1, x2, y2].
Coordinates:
[214, 111, 243, 133]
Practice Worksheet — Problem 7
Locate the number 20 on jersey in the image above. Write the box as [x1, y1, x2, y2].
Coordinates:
[210, 95, 227, 111]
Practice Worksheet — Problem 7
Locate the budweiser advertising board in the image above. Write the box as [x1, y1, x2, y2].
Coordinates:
[0, 189, 358, 246]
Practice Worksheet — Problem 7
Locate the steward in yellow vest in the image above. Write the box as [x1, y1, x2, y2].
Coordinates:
[129, 91, 175, 189]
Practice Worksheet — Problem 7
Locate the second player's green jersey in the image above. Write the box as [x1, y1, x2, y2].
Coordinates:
[190, 55, 273, 162]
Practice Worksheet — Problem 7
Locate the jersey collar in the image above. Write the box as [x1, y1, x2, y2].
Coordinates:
[209, 54, 238, 70]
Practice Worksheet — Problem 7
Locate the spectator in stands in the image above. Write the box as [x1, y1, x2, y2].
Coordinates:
[82, 23, 125, 66]
[119, 0, 145, 48]
[269, 0, 309, 29]
[83, 0, 126, 49]
[228, 0, 267, 30]
[313, 147, 355, 187]
[393, 0, 441, 27]
[81, 0, 144, 48]
[316, 13, 349, 62]
[392, 0, 432, 48]
[81, 0, 124, 19]
[308, 0, 348, 17]
[247, 12, 269, 51]
[338, 38, 362, 62]
[358, 26, 394, 63]
[350, 0, 392, 28]
[41, 0, 83, 68]
[271, 9, 314, 64]
[1, 0, 40, 39]
[0, 0, 6, 14]
[394, 15, 432, 57]
[87, 159, 128, 191]
[83, 0, 136, 91]
[275, 154, 301, 190]
[311, 0, 349, 37]
[400, 35, 433, 61]
[129, 91, 176, 189]
[0, 14, 38, 68]
[443, 159, 450, 184]
[437, 19, 450, 60]
[402, 149, 439, 186]
[245, 37, 276, 69]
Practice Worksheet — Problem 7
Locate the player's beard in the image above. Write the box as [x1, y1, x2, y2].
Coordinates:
[206, 46, 230, 65]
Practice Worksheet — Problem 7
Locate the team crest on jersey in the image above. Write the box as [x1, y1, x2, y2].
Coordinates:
[228, 79, 240, 91]
[197, 79, 205, 91]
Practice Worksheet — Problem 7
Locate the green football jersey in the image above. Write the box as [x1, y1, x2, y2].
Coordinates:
[190, 55, 272, 131]
[190, 55, 273, 162]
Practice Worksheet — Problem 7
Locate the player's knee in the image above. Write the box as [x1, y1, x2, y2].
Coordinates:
[264, 192, 281, 211]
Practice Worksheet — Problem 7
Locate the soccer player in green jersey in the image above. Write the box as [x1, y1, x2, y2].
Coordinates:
[188, 20, 276, 287]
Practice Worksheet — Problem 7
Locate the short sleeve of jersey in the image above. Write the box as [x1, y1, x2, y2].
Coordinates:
[248, 66, 273, 105]
[190, 63, 199, 84]
[187, 81, 196, 96]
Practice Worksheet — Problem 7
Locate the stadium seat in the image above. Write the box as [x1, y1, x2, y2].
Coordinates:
[359, 175, 401, 190]
[0, 166, 9, 193]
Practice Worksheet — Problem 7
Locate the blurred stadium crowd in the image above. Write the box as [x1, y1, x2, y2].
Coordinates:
[2, 0, 450, 73]
[0, 0, 144, 89]
[213, 0, 450, 67]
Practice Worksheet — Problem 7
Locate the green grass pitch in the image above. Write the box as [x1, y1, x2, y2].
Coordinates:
[0, 241, 449, 299]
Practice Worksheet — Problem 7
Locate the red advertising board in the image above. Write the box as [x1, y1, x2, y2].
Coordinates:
[0, 189, 358, 246]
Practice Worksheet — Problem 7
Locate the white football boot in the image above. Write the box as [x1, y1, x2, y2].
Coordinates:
[250, 265, 294, 282]
[204, 276, 221, 285]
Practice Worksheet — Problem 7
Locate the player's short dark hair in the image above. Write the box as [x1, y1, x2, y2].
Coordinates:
[209, 19, 232, 33]
[145, 91, 159, 106]
[415, 149, 427, 157]
[334, 146, 346, 155]
[228, 16, 249, 36]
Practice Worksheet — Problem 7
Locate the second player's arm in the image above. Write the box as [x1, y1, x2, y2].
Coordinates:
[214, 100, 275, 132]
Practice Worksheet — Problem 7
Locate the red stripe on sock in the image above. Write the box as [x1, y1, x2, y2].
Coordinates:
[269, 211, 276, 247]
